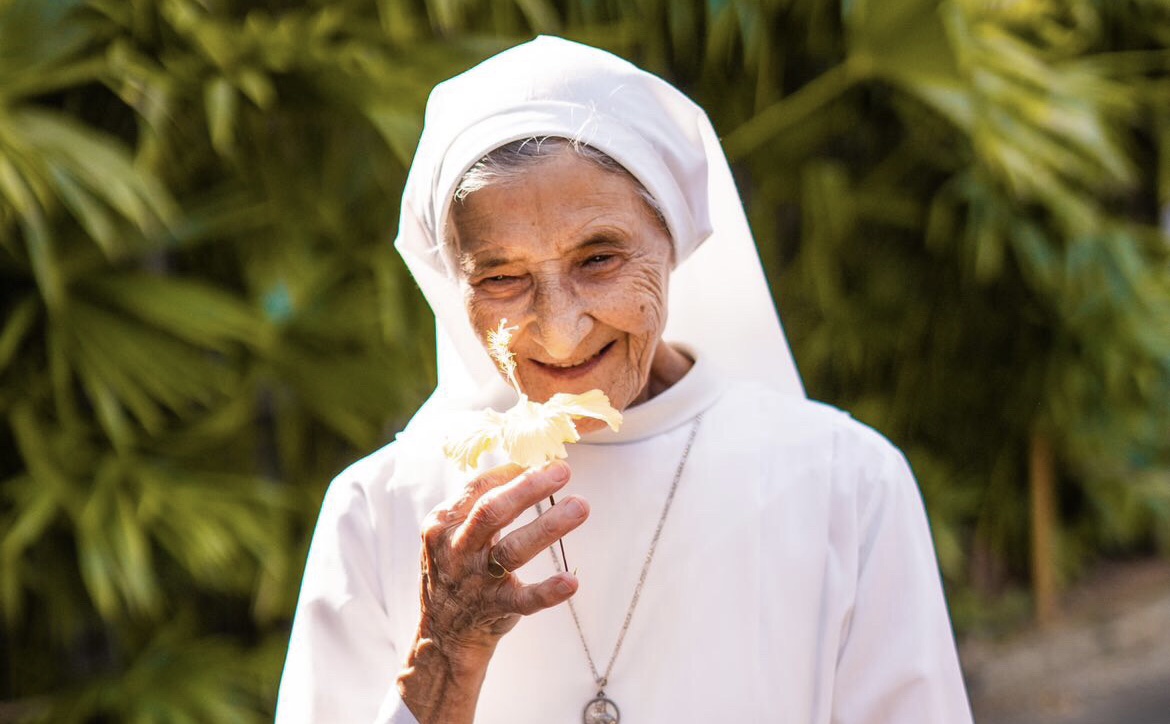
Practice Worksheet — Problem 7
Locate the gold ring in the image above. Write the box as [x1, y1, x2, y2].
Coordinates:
[487, 550, 510, 579]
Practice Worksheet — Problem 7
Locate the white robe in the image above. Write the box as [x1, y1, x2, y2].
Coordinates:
[276, 354, 973, 723]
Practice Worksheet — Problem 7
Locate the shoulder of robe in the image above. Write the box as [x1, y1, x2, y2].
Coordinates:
[320, 427, 460, 518]
[708, 379, 855, 446]
[710, 379, 913, 496]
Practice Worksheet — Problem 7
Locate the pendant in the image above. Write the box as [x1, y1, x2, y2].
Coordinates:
[583, 692, 620, 724]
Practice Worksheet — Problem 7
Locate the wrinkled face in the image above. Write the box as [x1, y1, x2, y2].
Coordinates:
[450, 152, 674, 413]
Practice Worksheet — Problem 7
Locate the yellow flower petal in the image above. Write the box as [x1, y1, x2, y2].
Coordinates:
[499, 398, 577, 468]
[442, 410, 504, 471]
[545, 389, 623, 431]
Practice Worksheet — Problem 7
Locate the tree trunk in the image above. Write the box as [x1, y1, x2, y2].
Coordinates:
[1029, 431, 1059, 626]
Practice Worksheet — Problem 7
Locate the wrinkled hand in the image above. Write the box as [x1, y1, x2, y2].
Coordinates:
[399, 461, 588, 724]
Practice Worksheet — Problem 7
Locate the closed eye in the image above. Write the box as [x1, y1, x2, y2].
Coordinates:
[583, 254, 616, 268]
[476, 274, 527, 292]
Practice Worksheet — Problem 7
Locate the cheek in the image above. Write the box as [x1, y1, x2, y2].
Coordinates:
[597, 263, 669, 337]
[463, 293, 514, 362]
[606, 267, 668, 404]
[464, 288, 520, 337]
[464, 294, 493, 333]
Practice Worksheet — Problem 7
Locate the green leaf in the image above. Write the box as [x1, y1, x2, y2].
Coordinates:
[235, 66, 276, 109]
[205, 76, 239, 158]
[3, 107, 178, 259]
[136, 463, 293, 600]
[0, 475, 61, 623]
[63, 296, 240, 434]
[0, 153, 66, 310]
[0, 296, 38, 372]
[0, 0, 93, 85]
[83, 273, 262, 352]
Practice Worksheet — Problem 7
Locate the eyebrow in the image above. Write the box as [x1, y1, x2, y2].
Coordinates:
[462, 253, 510, 274]
[577, 234, 624, 251]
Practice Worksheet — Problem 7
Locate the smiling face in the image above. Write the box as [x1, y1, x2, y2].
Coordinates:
[450, 150, 678, 418]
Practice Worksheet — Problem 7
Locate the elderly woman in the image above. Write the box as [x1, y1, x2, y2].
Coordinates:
[276, 37, 972, 723]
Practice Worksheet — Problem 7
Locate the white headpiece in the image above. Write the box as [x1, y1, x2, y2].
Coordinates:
[394, 36, 803, 419]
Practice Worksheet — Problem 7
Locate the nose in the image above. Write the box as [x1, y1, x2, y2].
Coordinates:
[529, 277, 592, 360]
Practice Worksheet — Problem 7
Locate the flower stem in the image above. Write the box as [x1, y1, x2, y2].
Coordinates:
[549, 494, 569, 571]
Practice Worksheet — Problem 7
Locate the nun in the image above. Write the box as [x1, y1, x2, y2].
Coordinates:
[276, 36, 973, 724]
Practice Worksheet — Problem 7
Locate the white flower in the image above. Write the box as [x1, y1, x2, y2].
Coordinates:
[443, 320, 622, 470]
[444, 390, 622, 471]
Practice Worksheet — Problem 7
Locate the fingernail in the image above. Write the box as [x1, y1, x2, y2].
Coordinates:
[556, 577, 573, 595]
[564, 497, 585, 518]
[547, 461, 569, 482]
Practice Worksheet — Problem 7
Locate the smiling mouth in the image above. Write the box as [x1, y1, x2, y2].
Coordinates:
[530, 341, 615, 378]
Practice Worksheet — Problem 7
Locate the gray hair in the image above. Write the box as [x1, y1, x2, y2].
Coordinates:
[452, 137, 668, 232]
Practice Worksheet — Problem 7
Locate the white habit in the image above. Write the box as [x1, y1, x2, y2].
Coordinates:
[276, 353, 973, 723]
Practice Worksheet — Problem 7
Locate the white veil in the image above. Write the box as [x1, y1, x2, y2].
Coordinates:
[394, 36, 804, 422]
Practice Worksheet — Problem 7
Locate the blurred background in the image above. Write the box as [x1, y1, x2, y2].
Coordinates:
[1, 0, 1168, 721]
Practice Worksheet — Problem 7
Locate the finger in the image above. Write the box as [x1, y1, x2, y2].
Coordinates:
[490, 495, 589, 574]
[437, 463, 526, 524]
[507, 573, 579, 616]
[454, 460, 571, 552]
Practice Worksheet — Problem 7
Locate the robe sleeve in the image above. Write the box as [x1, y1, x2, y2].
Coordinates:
[276, 456, 421, 724]
[830, 429, 973, 724]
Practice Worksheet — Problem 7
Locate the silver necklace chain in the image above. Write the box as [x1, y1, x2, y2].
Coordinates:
[540, 414, 702, 695]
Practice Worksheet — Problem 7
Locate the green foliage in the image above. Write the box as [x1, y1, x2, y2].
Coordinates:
[0, 0, 458, 717]
[1, 0, 1169, 718]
